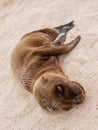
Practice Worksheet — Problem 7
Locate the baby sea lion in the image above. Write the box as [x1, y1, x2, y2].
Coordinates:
[11, 21, 85, 112]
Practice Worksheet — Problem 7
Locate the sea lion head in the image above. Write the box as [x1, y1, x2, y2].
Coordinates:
[33, 74, 85, 112]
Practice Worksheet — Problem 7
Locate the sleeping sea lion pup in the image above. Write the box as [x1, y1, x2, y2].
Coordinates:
[11, 21, 85, 112]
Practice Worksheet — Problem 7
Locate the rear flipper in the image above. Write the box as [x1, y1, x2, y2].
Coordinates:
[53, 21, 75, 45]
[53, 32, 66, 45]
[55, 21, 75, 33]
[62, 35, 81, 53]
[35, 36, 81, 56]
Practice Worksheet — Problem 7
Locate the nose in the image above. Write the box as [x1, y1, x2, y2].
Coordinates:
[69, 82, 83, 97]
[74, 94, 85, 104]
[69, 81, 85, 104]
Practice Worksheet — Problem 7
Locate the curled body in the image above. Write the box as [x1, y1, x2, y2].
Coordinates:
[11, 21, 85, 112]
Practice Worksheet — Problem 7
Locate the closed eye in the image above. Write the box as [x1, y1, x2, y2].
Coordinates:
[56, 84, 64, 95]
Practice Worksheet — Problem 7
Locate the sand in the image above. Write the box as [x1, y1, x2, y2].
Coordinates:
[0, 0, 98, 130]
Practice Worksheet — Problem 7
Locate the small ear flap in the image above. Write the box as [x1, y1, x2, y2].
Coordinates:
[42, 76, 48, 82]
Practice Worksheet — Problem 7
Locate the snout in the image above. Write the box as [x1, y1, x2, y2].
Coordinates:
[74, 94, 85, 104]
[69, 81, 85, 104]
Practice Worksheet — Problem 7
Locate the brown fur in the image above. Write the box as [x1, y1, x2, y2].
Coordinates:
[11, 27, 85, 112]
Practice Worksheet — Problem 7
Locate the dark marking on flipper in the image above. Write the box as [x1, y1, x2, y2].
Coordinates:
[55, 21, 75, 33]
[73, 35, 81, 47]
[53, 21, 75, 45]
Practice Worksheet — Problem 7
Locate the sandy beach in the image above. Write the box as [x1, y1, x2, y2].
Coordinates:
[0, 0, 98, 130]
